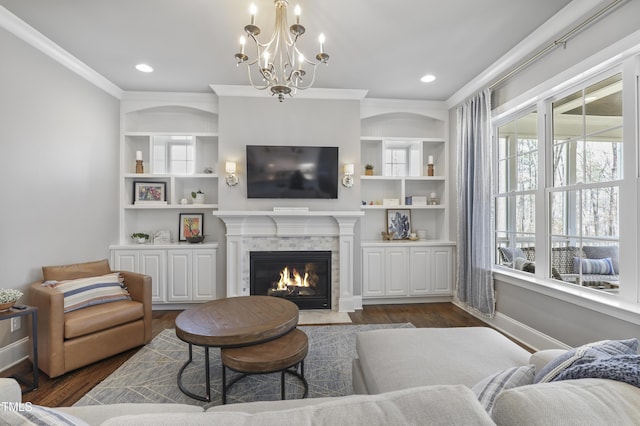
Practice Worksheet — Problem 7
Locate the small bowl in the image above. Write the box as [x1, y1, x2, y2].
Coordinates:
[186, 235, 204, 243]
[381, 232, 394, 241]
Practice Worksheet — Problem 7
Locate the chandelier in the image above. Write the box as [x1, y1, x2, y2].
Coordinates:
[234, 1, 329, 102]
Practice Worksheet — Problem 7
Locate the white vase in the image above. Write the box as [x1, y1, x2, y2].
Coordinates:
[193, 194, 205, 204]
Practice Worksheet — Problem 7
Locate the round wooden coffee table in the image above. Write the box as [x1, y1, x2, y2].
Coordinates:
[175, 296, 299, 402]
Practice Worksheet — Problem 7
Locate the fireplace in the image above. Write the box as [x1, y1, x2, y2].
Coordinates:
[250, 251, 331, 310]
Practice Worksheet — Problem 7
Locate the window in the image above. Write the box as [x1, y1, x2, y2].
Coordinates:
[550, 73, 622, 292]
[152, 135, 195, 175]
[493, 71, 623, 296]
[494, 110, 538, 273]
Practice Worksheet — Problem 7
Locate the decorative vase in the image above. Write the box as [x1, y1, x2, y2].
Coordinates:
[193, 194, 205, 204]
[365, 169, 373, 176]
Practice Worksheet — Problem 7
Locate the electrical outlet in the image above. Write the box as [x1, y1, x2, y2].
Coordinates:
[11, 316, 21, 332]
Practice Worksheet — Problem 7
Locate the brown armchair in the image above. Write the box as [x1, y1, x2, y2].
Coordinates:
[30, 259, 152, 378]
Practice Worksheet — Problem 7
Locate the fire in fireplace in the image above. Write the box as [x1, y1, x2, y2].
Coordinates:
[250, 251, 331, 310]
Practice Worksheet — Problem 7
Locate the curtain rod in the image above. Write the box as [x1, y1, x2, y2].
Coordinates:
[489, 0, 626, 90]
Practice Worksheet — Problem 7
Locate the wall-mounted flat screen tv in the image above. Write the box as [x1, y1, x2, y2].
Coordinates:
[246, 145, 339, 199]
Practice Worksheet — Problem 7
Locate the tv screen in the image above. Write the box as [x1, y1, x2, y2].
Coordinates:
[246, 145, 339, 199]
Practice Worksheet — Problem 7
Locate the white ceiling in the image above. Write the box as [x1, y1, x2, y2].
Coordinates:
[1, 0, 579, 101]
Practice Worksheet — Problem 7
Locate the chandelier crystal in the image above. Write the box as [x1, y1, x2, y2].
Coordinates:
[234, 1, 329, 102]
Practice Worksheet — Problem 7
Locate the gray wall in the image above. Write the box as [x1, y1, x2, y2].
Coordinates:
[217, 96, 361, 212]
[0, 27, 119, 350]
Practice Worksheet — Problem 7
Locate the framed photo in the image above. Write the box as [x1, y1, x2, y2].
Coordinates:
[387, 209, 411, 240]
[133, 181, 166, 205]
[179, 213, 204, 241]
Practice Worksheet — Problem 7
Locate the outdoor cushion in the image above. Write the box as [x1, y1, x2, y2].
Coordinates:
[583, 245, 619, 273]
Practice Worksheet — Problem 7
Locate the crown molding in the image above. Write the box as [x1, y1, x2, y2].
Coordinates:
[0, 6, 123, 99]
[210, 84, 368, 101]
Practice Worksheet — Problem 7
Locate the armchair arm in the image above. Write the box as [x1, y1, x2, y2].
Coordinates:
[0, 378, 21, 403]
[118, 270, 152, 344]
[29, 281, 65, 378]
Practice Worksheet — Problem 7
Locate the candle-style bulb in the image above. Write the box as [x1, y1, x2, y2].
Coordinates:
[318, 33, 325, 53]
[294, 5, 301, 24]
[249, 4, 257, 25]
[298, 54, 304, 70]
[263, 51, 270, 68]
[239, 36, 246, 54]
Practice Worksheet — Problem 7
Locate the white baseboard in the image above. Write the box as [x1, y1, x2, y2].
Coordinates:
[0, 337, 30, 374]
[452, 301, 570, 351]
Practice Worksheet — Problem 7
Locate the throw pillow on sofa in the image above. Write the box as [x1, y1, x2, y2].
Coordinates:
[573, 257, 615, 275]
[534, 338, 639, 383]
[583, 245, 619, 274]
[42, 272, 131, 313]
[471, 365, 536, 413]
[553, 354, 640, 388]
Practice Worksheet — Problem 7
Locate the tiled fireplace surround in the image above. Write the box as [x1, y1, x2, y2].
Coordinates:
[214, 211, 363, 312]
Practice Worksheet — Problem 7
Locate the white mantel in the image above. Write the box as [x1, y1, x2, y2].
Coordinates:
[213, 210, 364, 312]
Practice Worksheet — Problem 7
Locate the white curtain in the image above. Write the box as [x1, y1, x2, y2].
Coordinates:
[456, 88, 494, 317]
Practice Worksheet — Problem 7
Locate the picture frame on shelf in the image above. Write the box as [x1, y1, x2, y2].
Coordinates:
[179, 213, 204, 242]
[133, 181, 166, 205]
[387, 209, 411, 240]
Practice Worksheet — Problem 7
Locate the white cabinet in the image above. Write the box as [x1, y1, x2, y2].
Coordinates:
[110, 244, 218, 306]
[362, 243, 453, 300]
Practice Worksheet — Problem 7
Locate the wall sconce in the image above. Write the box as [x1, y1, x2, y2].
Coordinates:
[342, 163, 354, 188]
[225, 161, 239, 186]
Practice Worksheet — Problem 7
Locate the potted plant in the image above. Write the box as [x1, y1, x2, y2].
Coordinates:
[365, 164, 374, 176]
[191, 190, 205, 204]
[0, 288, 23, 311]
[131, 232, 150, 244]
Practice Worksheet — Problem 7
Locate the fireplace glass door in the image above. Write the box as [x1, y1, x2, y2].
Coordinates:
[250, 251, 331, 309]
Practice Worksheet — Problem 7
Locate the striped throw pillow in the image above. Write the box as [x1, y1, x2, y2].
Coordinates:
[42, 272, 131, 313]
[573, 257, 615, 275]
[472, 365, 536, 413]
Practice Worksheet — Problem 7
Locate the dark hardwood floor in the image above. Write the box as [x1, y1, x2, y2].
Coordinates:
[4, 303, 510, 407]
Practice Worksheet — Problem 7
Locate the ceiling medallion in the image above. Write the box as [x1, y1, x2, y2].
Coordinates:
[235, 1, 329, 102]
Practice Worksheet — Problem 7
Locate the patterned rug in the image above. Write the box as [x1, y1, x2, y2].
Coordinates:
[74, 323, 414, 409]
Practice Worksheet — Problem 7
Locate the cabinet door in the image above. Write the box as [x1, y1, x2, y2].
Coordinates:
[193, 249, 216, 301]
[409, 247, 432, 295]
[362, 248, 385, 297]
[432, 247, 453, 294]
[111, 250, 138, 272]
[140, 250, 167, 303]
[385, 247, 408, 296]
[168, 250, 192, 302]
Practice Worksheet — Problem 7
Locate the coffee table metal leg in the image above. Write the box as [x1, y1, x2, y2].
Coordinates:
[177, 344, 213, 402]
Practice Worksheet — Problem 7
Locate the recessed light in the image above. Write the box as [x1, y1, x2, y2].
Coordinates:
[135, 63, 154, 73]
[420, 74, 436, 83]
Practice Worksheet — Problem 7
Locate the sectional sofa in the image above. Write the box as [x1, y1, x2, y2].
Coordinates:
[2, 326, 640, 425]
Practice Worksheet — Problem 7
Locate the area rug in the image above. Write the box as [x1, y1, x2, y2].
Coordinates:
[74, 323, 414, 409]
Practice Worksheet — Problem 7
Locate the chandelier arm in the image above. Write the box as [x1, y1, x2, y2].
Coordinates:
[245, 65, 270, 91]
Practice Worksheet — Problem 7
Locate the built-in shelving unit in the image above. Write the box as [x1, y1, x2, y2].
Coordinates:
[111, 93, 220, 308]
[359, 103, 455, 303]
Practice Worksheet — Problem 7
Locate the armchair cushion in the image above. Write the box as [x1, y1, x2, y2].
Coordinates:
[42, 272, 131, 313]
[64, 299, 144, 339]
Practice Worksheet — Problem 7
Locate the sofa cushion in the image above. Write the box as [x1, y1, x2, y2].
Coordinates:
[573, 257, 615, 275]
[529, 349, 567, 371]
[355, 327, 531, 394]
[583, 245, 619, 273]
[43, 272, 131, 313]
[64, 300, 144, 339]
[102, 385, 495, 426]
[472, 364, 535, 413]
[492, 379, 640, 426]
[534, 338, 638, 383]
[554, 354, 640, 387]
[498, 247, 525, 263]
[57, 403, 204, 425]
[1, 404, 89, 426]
